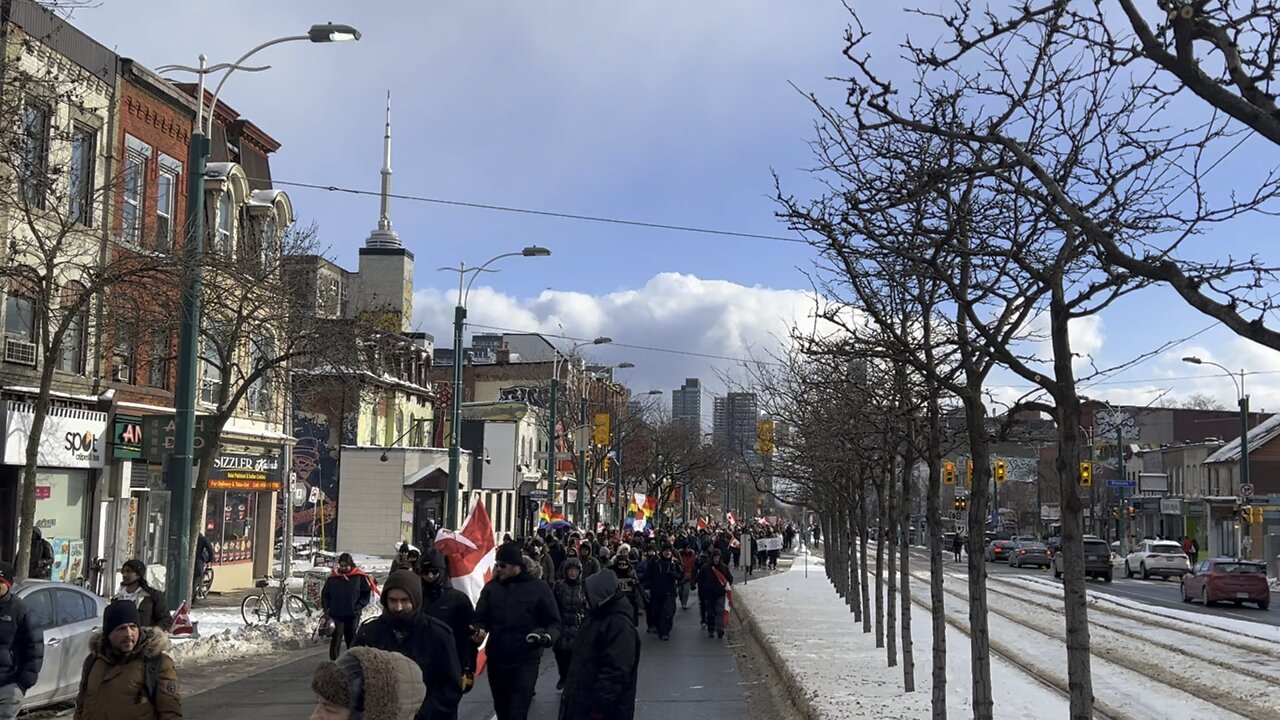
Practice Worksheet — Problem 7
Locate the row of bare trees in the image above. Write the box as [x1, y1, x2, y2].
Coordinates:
[747, 3, 1280, 719]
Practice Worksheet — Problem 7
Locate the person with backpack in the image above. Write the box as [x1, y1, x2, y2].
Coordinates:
[114, 560, 171, 631]
[0, 564, 43, 720]
[321, 553, 376, 660]
[75, 600, 182, 719]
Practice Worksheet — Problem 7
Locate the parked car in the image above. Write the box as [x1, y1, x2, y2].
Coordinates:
[1010, 540, 1051, 569]
[1052, 536, 1113, 582]
[1124, 540, 1191, 580]
[1180, 559, 1269, 610]
[984, 539, 1017, 562]
[1045, 536, 1063, 557]
[16, 580, 109, 711]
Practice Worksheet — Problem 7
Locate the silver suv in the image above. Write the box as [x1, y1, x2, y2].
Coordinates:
[1051, 536, 1113, 583]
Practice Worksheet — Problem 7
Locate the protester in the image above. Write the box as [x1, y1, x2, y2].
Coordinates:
[551, 557, 586, 690]
[353, 571, 462, 720]
[28, 529, 53, 581]
[0, 564, 43, 720]
[321, 553, 375, 661]
[559, 569, 640, 720]
[310, 646, 427, 720]
[642, 545, 680, 641]
[74, 599, 182, 720]
[471, 542, 562, 720]
[697, 550, 733, 639]
[678, 547, 697, 610]
[418, 548, 477, 693]
[114, 560, 171, 631]
[192, 534, 215, 599]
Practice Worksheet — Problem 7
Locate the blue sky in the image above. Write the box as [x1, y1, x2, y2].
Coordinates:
[70, 2, 1280, 416]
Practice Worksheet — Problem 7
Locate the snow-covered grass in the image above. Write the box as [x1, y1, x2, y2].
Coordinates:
[735, 554, 1069, 719]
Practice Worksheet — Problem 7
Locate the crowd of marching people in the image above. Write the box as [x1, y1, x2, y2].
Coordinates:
[0, 518, 800, 720]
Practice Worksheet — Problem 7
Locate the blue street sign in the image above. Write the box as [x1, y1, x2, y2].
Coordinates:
[1107, 480, 1136, 488]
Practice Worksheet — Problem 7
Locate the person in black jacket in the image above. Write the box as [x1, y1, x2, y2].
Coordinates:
[28, 529, 52, 581]
[559, 569, 640, 720]
[0, 565, 42, 720]
[471, 542, 561, 720]
[112, 560, 170, 631]
[642, 545, 681, 641]
[353, 570, 463, 720]
[551, 557, 586, 690]
[610, 552, 641, 627]
[321, 552, 374, 660]
[697, 550, 733, 639]
[418, 548, 477, 692]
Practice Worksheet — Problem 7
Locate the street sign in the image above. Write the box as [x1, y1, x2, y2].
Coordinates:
[1107, 479, 1136, 488]
[534, 452, 572, 460]
[1240, 483, 1254, 498]
[530, 489, 549, 502]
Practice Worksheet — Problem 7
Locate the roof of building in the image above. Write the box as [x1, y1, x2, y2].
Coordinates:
[1203, 412, 1280, 464]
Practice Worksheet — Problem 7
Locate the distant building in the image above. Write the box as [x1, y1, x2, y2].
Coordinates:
[672, 378, 702, 431]
[713, 392, 759, 458]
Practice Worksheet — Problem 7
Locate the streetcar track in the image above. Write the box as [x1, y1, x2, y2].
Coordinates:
[917, 570, 1264, 720]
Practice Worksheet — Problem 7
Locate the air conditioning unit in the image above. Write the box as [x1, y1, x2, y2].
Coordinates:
[4, 337, 37, 365]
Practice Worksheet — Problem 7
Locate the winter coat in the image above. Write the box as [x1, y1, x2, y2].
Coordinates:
[539, 553, 556, 585]
[473, 571, 562, 669]
[559, 592, 640, 720]
[523, 554, 543, 581]
[679, 552, 697, 583]
[642, 558, 680, 599]
[74, 627, 182, 720]
[30, 535, 53, 580]
[114, 586, 171, 632]
[610, 563, 641, 626]
[321, 570, 373, 621]
[0, 590, 44, 691]
[581, 553, 602, 578]
[697, 563, 733, 602]
[354, 614, 462, 720]
[552, 573, 587, 651]
[422, 581, 478, 675]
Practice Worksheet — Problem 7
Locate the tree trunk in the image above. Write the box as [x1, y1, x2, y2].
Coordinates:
[885, 460, 898, 666]
[900, 450, 916, 692]
[874, 478, 886, 649]
[963, 391, 995, 720]
[926, 403, 947, 719]
[846, 498, 862, 622]
[14, 362, 61, 581]
[858, 486, 871, 634]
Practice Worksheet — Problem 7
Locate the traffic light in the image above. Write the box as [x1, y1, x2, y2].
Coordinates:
[994, 459, 1007, 484]
[966, 460, 974, 487]
[1243, 506, 1262, 524]
[1127, 506, 1135, 520]
[757, 420, 775, 455]
[953, 496, 967, 512]
[1079, 461, 1092, 487]
[943, 461, 956, 485]
[593, 413, 611, 446]
[603, 455, 611, 473]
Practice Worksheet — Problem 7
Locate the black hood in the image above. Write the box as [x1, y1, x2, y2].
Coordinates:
[585, 569, 620, 610]
[381, 570, 423, 627]
[420, 547, 449, 592]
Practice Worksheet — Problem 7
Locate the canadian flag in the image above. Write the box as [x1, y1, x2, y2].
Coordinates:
[434, 497, 497, 675]
[170, 602, 195, 636]
[726, 511, 737, 527]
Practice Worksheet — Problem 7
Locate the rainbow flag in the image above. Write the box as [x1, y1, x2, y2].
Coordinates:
[538, 500, 565, 528]
[625, 493, 657, 532]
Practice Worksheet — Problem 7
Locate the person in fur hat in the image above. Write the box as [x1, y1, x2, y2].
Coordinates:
[74, 600, 182, 719]
[310, 647, 426, 720]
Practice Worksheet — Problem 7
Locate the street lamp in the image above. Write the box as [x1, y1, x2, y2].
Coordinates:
[1183, 356, 1251, 555]
[155, 25, 359, 608]
[552, 336, 611, 521]
[439, 246, 551, 528]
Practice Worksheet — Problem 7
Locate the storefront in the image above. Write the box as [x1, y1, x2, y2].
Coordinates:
[0, 401, 106, 582]
[202, 446, 282, 591]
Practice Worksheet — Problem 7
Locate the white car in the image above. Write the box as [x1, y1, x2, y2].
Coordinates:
[1124, 540, 1191, 580]
[17, 580, 109, 711]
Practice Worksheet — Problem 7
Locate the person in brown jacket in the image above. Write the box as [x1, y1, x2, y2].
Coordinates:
[74, 600, 182, 720]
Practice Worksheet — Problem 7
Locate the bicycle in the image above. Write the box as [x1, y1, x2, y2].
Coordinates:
[240, 574, 313, 626]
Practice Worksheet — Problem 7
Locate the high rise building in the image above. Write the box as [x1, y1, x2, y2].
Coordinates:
[712, 392, 759, 457]
[672, 378, 702, 431]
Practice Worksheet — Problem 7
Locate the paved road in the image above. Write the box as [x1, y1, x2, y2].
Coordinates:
[182, 594, 749, 719]
[913, 548, 1280, 626]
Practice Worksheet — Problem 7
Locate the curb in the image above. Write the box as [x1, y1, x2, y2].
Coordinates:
[734, 566, 828, 720]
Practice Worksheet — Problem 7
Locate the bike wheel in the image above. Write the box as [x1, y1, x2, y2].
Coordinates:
[284, 594, 312, 620]
[241, 594, 271, 626]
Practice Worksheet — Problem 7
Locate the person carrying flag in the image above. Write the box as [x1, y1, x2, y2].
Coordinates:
[321, 553, 376, 660]
[697, 549, 733, 639]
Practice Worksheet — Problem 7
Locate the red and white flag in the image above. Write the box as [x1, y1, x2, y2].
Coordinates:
[435, 497, 496, 674]
[170, 602, 195, 636]
[726, 511, 737, 527]
[712, 566, 732, 628]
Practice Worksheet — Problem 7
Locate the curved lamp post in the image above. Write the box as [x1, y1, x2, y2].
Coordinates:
[439, 246, 551, 528]
[155, 25, 359, 608]
[1183, 356, 1251, 556]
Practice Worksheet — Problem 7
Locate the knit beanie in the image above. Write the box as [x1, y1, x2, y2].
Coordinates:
[381, 570, 424, 616]
[495, 542, 524, 567]
[312, 647, 426, 720]
[103, 599, 141, 636]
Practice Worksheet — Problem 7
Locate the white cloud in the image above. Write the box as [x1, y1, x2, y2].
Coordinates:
[412, 272, 821, 396]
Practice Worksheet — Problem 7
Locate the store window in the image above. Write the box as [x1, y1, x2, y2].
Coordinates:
[203, 491, 256, 564]
[33, 469, 88, 583]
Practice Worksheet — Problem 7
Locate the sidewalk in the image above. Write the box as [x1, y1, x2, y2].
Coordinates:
[734, 550, 1067, 719]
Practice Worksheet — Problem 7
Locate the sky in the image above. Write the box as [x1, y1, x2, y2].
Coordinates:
[68, 1, 1280, 420]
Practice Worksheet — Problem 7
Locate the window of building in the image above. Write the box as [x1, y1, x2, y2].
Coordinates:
[20, 99, 50, 209]
[122, 151, 146, 245]
[262, 217, 279, 266]
[247, 336, 273, 415]
[155, 169, 176, 252]
[203, 491, 257, 565]
[56, 283, 87, 375]
[216, 196, 232, 254]
[4, 288, 36, 340]
[199, 336, 223, 405]
[69, 125, 95, 226]
[147, 328, 170, 389]
[112, 320, 136, 384]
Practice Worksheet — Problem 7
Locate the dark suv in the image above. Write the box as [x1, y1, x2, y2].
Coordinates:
[1052, 536, 1113, 582]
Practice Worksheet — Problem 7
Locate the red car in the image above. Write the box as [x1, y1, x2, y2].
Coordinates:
[1180, 558, 1270, 610]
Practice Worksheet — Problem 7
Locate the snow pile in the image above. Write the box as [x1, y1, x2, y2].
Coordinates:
[170, 603, 382, 666]
[734, 554, 1068, 719]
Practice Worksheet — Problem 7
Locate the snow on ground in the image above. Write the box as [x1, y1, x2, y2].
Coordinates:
[735, 554, 1068, 719]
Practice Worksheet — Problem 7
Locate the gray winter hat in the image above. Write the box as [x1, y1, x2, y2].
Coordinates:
[312, 647, 426, 720]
